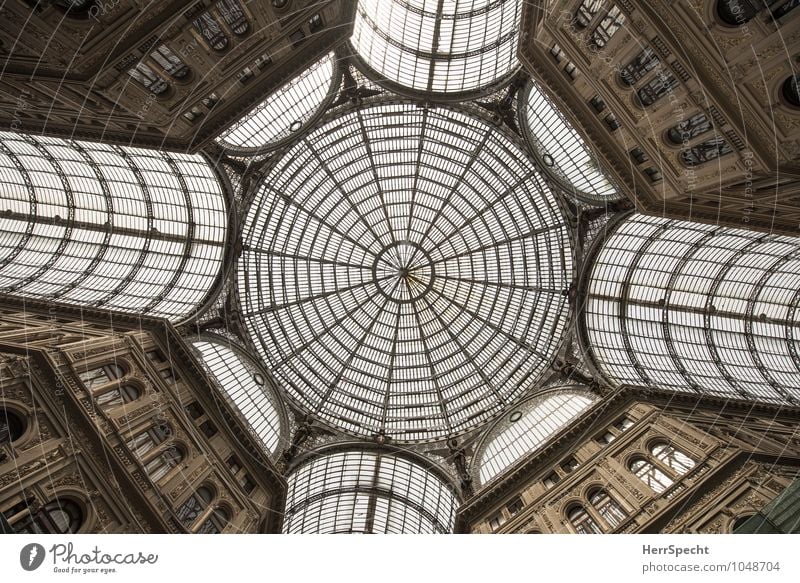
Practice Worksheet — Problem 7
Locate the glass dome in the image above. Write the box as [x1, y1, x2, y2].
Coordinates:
[239, 101, 573, 442]
[351, 0, 522, 95]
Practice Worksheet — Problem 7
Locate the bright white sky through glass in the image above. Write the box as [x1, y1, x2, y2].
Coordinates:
[216, 53, 335, 151]
[239, 102, 572, 442]
[284, 450, 457, 533]
[586, 214, 800, 404]
[0, 133, 227, 321]
[479, 389, 596, 484]
[351, 0, 522, 93]
[525, 82, 617, 201]
[192, 340, 283, 455]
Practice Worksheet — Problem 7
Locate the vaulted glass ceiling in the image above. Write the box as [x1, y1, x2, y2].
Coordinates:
[239, 101, 573, 442]
[0, 133, 227, 322]
[283, 450, 457, 533]
[583, 214, 800, 404]
[351, 0, 522, 94]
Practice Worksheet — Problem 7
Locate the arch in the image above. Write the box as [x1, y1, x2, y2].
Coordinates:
[94, 383, 141, 411]
[0, 133, 228, 322]
[586, 487, 627, 529]
[0, 407, 26, 443]
[9, 498, 86, 534]
[283, 448, 458, 533]
[783, 74, 800, 108]
[566, 503, 602, 534]
[176, 483, 215, 528]
[629, 457, 673, 493]
[191, 335, 287, 458]
[475, 387, 597, 485]
[580, 213, 800, 405]
[216, 53, 339, 154]
[521, 81, 619, 204]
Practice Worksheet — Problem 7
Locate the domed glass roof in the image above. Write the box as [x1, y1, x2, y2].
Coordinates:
[239, 101, 573, 442]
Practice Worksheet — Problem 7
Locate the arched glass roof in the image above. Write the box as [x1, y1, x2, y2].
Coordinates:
[216, 53, 337, 153]
[239, 102, 573, 442]
[283, 449, 457, 533]
[191, 339, 285, 456]
[523, 81, 618, 203]
[583, 214, 800, 404]
[351, 0, 522, 95]
[0, 133, 227, 321]
[477, 388, 597, 484]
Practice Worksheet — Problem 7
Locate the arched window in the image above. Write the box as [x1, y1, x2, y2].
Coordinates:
[637, 72, 679, 106]
[197, 507, 230, 534]
[567, 504, 602, 534]
[176, 485, 214, 528]
[10, 499, 84, 534]
[150, 45, 189, 80]
[217, 0, 249, 36]
[588, 489, 626, 529]
[620, 48, 659, 86]
[144, 444, 184, 482]
[652, 443, 695, 475]
[126, 423, 182, 481]
[192, 12, 229, 51]
[0, 409, 26, 443]
[589, 5, 626, 49]
[574, 0, 605, 29]
[78, 363, 126, 389]
[681, 137, 732, 166]
[128, 63, 168, 95]
[630, 458, 674, 493]
[783, 74, 800, 107]
[127, 423, 172, 457]
[667, 113, 713, 145]
[95, 384, 140, 411]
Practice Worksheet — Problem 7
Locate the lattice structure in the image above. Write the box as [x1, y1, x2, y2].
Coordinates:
[239, 102, 573, 442]
[583, 214, 800, 404]
[476, 387, 597, 484]
[0, 133, 227, 321]
[216, 53, 338, 153]
[283, 450, 457, 533]
[192, 338, 286, 457]
[351, 0, 522, 94]
[522, 81, 619, 204]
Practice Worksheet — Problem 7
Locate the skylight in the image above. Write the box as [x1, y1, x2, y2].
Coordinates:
[351, 0, 522, 94]
[239, 102, 572, 442]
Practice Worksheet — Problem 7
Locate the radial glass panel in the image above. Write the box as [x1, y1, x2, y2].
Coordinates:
[351, 0, 522, 94]
[192, 340, 283, 455]
[584, 214, 800, 404]
[239, 102, 573, 441]
[0, 132, 227, 321]
[216, 53, 336, 151]
[478, 388, 596, 484]
[283, 450, 457, 533]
